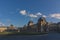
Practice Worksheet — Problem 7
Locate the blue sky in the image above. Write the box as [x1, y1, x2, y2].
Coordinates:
[0, 0, 60, 27]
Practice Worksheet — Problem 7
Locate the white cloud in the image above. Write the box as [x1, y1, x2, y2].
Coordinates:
[50, 13, 60, 19]
[28, 12, 42, 18]
[42, 15, 47, 18]
[20, 10, 27, 15]
[0, 22, 5, 26]
[36, 12, 47, 18]
[29, 14, 38, 18]
[19, 10, 47, 18]
[36, 12, 42, 16]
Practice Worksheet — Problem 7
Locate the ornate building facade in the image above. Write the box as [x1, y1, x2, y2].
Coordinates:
[37, 17, 47, 32]
[19, 17, 48, 32]
[27, 20, 35, 32]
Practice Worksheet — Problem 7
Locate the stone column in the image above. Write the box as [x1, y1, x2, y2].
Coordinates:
[41, 24, 44, 32]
